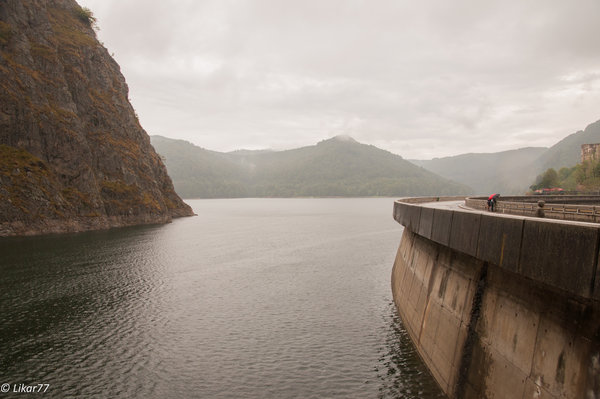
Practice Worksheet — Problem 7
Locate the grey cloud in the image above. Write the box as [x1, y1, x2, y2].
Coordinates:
[77, 0, 600, 159]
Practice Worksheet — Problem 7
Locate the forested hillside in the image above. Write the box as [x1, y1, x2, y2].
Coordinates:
[533, 119, 600, 171]
[412, 119, 600, 195]
[410, 147, 546, 195]
[151, 135, 472, 198]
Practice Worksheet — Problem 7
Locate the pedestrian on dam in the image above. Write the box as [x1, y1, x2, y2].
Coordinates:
[487, 193, 499, 211]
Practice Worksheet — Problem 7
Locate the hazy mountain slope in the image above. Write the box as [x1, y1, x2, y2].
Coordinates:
[534, 119, 600, 171]
[410, 147, 547, 195]
[249, 137, 471, 196]
[150, 136, 249, 198]
[411, 118, 600, 194]
[151, 135, 472, 198]
[0, 0, 192, 236]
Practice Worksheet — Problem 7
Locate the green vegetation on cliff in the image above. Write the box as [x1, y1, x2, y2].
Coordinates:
[151, 135, 472, 198]
[74, 6, 97, 29]
[530, 160, 600, 192]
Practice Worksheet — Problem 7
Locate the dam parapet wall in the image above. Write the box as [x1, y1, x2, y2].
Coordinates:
[392, 197, 600, 398]
[465, 196, 600, 224]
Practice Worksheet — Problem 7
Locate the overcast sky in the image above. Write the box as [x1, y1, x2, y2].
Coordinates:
[77, 0, 600, 159]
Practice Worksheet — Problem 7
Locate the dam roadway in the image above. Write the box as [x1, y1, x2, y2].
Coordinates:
[391, 196, 600, 399]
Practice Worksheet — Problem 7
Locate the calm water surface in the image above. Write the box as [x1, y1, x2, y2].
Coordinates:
[0, 198, 444, 398]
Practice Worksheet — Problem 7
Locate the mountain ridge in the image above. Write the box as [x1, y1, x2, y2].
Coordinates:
[410, 119, 600, 194]
[534, 119, 600, 172]
[151, 135, 472, 198]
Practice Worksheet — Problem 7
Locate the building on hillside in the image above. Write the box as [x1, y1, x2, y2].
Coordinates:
[581, 143, 600, 163]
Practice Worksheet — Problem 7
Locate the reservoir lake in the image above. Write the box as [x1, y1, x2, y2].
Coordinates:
[0, 198, 444, 398]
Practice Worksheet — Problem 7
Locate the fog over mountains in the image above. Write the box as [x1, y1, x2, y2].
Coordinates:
[410, 147, 547, 195]
[151, 135, 471, 198]
[152, 118, 600, 198]
[411, 119, 600, 194]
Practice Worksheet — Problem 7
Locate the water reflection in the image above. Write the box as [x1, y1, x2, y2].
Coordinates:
[376, 302, 446, 398]
[0, 225, 169, 398]
[0, 199, 446, 398]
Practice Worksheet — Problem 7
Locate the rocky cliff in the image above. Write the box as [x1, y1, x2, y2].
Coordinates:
[0, 0, 194, 236]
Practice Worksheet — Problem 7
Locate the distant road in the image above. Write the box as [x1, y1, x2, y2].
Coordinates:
[418, 200, 464, 210]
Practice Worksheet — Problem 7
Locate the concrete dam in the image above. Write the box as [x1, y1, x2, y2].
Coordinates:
[391, 196, 600, 398]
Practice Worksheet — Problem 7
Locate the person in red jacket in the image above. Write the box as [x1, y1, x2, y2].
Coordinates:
[487, 193, 499, 211]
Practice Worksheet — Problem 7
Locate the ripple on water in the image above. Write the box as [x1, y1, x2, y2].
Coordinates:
[0, 199, 445, 398]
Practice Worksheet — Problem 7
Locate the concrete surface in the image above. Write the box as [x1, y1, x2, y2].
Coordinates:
[392, 198, 600, 399]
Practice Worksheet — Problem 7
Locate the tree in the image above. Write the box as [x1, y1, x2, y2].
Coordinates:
[530, 168, 559, 190]
[593, 161, 600, 178]
[558, 167, 573, 181]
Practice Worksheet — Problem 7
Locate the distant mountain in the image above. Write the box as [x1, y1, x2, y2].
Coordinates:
[150, 136, 250, 198]
[410, 147, 547, 195]
[412, 118, 600, 195]
[151, 135, 472, 198]
[227, 149, 274, 156]
[534, 119, 600, 171]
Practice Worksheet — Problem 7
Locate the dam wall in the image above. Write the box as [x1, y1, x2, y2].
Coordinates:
[391, 198, 600, 398]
